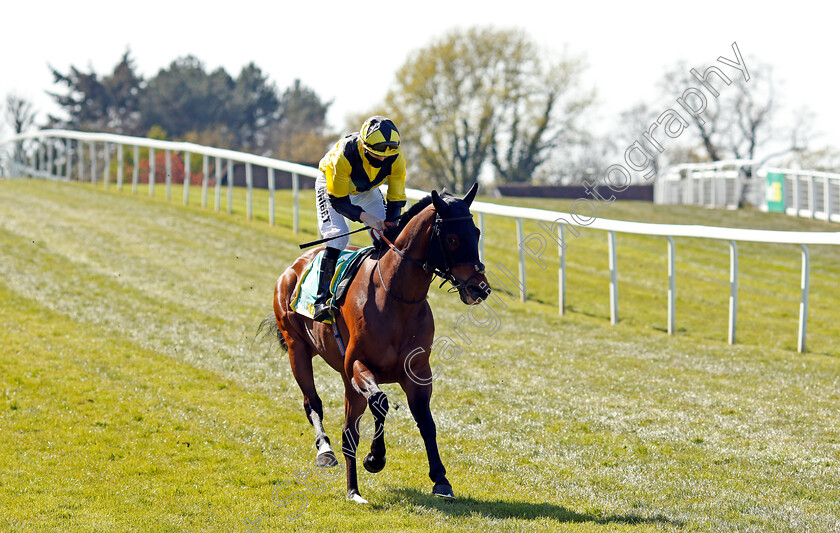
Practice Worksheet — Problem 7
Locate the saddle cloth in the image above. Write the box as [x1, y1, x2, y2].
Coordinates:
[290, 246, 375, 324]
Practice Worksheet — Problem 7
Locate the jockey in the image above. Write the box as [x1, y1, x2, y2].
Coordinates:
[311, 116, 407, 322]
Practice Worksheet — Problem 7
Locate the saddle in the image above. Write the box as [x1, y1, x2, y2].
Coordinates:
[290, 246, 376, 323]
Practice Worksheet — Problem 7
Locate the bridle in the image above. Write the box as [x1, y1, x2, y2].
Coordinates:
[374, 213, 486, 305]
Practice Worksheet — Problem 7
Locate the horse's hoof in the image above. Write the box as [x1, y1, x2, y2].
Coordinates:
[315, 451, 338, 468]
[363, 453, 386, 473]
[432, 483, 455, 500]
[346, 489, 368, 504]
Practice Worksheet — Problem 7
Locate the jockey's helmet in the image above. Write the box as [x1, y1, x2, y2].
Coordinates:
[360, 116, 400, 157]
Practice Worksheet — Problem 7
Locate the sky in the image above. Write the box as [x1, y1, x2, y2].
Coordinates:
[3, 0, 840, 159]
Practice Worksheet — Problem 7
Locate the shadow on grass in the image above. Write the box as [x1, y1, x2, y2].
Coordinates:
[384, 488, 679, 527]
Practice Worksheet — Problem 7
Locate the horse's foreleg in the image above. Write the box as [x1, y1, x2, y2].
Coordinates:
[403, 381, 454, 499]
[341, 385, 369, 503]
[350, 360, 389, 474]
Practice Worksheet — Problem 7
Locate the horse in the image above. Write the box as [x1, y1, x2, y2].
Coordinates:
[259, 183, 491, 503]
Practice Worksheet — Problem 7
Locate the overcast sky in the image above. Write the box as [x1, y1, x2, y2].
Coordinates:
[3, 0, 839, 155]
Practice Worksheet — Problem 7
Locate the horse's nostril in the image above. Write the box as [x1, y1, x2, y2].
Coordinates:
[467, 284, 489, 302]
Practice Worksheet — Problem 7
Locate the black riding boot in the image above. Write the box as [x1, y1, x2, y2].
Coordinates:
[312, 248, 340, 322]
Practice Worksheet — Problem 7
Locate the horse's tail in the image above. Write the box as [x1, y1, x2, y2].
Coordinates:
[256, 314, 288, 352]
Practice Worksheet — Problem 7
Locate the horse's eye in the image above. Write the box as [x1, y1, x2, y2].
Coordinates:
[446, 234, 460, 250]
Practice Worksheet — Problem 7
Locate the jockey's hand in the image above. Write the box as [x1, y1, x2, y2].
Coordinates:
[359, 211, 386, 232]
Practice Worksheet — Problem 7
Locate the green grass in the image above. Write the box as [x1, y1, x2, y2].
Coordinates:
[0, 177, 838, 532]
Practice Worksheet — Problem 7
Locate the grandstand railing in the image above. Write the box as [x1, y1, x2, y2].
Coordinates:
[3, 130, 839, 353]
[656, 159, 840, 223]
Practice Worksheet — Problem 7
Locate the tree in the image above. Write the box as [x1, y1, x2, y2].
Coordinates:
[140, 56, 234, 139]
[5, 94, 38, 169]
[540, 132, 616, 185]
[272, 79, 333, 163]
[658, 58, 801, 166]
[387, 27, 592, 193]
[490, 51, 594, 183]
[229, 63, 281, 152]
[48, 50, 144, 134]
[5, 94, 37, 134]
[141, 57, 286, 154]
[615, 102, 663, 179]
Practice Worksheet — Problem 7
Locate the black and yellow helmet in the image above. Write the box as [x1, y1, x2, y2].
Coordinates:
[360, 116, 400, 157]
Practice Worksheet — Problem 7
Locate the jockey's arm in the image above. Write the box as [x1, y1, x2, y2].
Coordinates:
[386, 200, 405, 223]
[328, 194, 387, 232]
[326, 159, 366, 223]
[385, 162, 407, 223]
[327, 193, 364, 222]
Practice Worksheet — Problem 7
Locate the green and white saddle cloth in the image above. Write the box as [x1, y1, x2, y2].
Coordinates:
[290, 246, 375, 324]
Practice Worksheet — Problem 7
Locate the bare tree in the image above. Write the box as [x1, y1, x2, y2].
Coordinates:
[658, 59, 797, 166]
[5, 94, 38, 170]
[489, 51, 594, 184]
[5, 94, 37, 134]
[616, 102, 663, 180]
[544, 133, 617, 185]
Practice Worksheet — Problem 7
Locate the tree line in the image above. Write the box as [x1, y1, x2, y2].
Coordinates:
[4, 28, 830, 192]
[43, 51, 333, 164]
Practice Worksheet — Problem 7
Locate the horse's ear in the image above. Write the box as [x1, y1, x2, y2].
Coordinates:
[463, 182, 479, 207]
[431, 189, 449, 214]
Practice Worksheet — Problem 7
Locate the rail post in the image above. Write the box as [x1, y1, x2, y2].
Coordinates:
[202, 154, 209, 208]
[515, 217, 527, 302]
[608, 231, 618, 325]
[78, 141, 84, 182]
[558, 225, 566, 316]
[214, 157, 221, 212]
[117, 144, 124, 190]
[90, 142, 96, 185]
[728, 240, 738, 344]
[103, 143, 110, 189]
[184, 151, 191, 206]
[227, 159, 233, 214]
[65, 139, 72, 181]
[149, 147, 155, 197]
[47, 141, 54, 179]
[165, 149, 172, 201]
[246, 162, 253, 220]
[798, 245, 810, 353]
[268, 167, 275, 227]
[132, 146, 139, 194]
[667, 236, 676, 335]
[293, 172, 300, 234]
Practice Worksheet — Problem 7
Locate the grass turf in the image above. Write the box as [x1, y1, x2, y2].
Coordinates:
[0, 177, 838, 532]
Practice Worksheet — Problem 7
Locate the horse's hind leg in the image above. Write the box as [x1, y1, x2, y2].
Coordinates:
[286, 334, 338, 468]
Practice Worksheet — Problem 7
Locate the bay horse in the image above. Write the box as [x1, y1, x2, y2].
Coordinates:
[260, 183, 490, 503]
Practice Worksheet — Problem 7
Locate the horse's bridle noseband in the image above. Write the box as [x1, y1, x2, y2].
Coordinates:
[374, 213, 485, 304]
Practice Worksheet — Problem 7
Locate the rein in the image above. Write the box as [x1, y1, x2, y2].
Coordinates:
[373, 213, 485, 304]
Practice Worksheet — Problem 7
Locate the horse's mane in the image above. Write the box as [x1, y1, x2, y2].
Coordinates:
[396, 191, 453, 231]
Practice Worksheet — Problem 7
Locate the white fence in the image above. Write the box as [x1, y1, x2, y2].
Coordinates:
[656, 159, 840, 223]
[3, 130, 840, 353]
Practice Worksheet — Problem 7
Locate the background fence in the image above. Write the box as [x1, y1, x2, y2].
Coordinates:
[655, 159, 840, 223]
[3, 130, 839, 353]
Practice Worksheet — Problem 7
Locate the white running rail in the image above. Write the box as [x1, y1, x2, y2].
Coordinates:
[3, 130, 839, 353]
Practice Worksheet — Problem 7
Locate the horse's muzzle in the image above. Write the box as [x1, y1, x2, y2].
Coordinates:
[459, 278, 491, 305]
